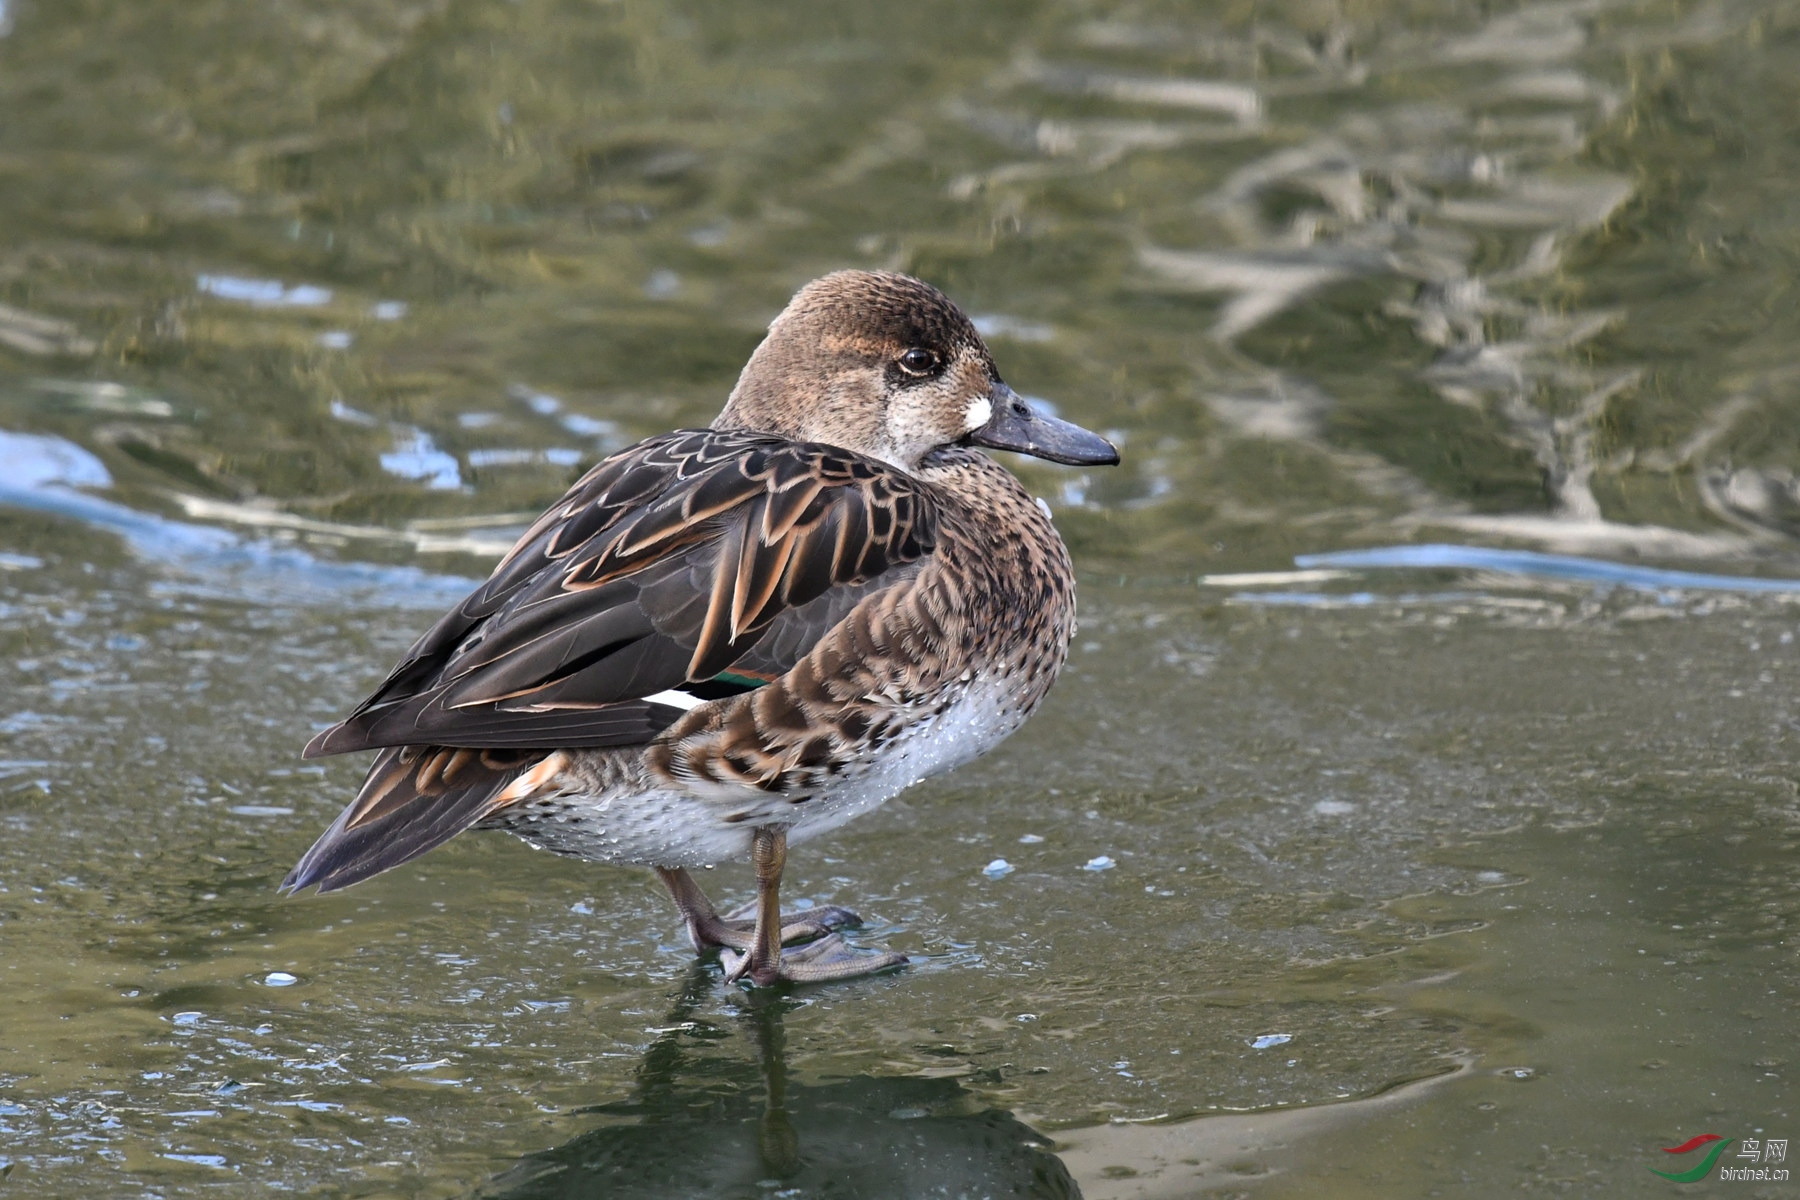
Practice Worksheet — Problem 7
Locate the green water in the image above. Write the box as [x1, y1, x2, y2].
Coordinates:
[2, 1, 1798, 1195]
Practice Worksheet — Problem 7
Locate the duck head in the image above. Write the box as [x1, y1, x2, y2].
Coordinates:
[715, 270, 1119, 473]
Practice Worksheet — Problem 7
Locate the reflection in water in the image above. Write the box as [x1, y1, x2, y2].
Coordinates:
[3, 0, 1798, 577]
[1298, 543, 1800, 593]
[0, 427, 477, 606]
[485, 969, 1079, 1200]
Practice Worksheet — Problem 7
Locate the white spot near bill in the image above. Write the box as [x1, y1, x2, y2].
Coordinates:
[964, 396, 992, 431]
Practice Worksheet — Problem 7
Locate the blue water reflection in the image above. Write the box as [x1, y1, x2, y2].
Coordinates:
[1298, 543, 1800, 594]
[0, 428, 475, 607]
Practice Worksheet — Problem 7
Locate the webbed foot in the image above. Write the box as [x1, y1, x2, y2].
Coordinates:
[721, 933, 908, 986]
[691, 904, 863, 953]
[656, 846, 906, 988]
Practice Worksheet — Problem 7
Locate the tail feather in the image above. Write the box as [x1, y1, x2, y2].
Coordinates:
[283, 746, 567, 893]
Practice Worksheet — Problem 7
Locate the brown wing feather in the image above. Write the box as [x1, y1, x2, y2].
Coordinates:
[281, 747, 568, 893]
[303, 430, 938, 757]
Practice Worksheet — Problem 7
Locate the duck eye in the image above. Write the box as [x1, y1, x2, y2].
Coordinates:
[897, 347, 940, 377]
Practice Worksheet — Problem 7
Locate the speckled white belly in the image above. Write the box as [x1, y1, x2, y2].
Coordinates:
[489, 676, 1029, 869]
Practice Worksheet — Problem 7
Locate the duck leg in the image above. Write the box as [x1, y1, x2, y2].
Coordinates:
[656, 864, 858, 954]
[720, 828, 908, 986]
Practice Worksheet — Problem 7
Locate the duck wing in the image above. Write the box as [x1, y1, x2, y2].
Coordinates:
[282, 746, 572, 893]
[303, 429, 939, 756]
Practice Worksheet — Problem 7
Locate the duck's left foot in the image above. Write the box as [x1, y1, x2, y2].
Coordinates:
[688, 903, 861, 954]
[720, 933, 908, 987]
[667, 834, 907, 986]
[722, 899, 863, 944]
[658, 867, 862, 954]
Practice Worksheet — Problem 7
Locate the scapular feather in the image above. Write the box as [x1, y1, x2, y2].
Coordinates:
[302, 430, 939, 758]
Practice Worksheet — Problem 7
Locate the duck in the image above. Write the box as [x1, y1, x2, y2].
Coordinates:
[283, 270, 1119, 986]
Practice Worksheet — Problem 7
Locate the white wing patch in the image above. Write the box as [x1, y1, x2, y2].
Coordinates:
[643, 688, 705, 711]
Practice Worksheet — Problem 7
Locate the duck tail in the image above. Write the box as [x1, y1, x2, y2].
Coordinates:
[282, 747, 568, 893]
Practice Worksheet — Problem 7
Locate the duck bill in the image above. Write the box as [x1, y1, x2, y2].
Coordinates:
[966, 383, 1120, 466]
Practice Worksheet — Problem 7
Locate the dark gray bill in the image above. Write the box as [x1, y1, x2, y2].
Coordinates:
[966, 383, 1120, 466]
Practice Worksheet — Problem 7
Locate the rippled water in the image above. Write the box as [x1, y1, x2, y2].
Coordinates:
[3, 1, 1798, 1196]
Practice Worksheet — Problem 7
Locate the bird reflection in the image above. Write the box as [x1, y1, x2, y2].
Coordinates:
[482, 966, 1080, 1199]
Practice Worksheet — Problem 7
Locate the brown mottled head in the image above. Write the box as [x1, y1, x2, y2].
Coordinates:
[716, 270, 1118, 472]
